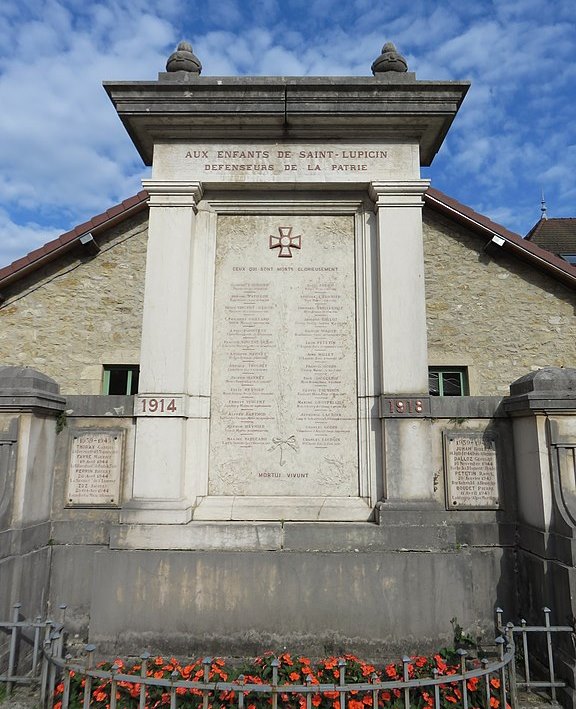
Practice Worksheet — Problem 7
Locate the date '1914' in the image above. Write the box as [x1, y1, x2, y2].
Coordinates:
[136, 396, 183, 417]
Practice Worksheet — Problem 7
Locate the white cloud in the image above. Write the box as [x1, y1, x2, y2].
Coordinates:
[0, 0, 575, 265]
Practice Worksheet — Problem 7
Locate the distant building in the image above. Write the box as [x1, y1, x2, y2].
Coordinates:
[526, 215, 576, 266]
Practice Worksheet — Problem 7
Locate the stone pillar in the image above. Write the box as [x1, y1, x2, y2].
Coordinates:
[121, 181, 205, 524]
[369, 180, 433, 503]
[0, 367, 65, 617]
[504, 367, 576, 706]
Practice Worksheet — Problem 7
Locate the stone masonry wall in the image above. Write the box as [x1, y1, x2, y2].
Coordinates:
[0, 213, 148, 394]
[423, 210, 576, 395]
[1, 207, 575, 397]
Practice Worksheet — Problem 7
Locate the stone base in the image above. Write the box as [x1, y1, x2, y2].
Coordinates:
[84, 544, 515, 658]
[192, 496, 373, 521]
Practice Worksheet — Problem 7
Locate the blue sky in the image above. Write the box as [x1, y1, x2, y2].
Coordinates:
[1, 0, 575, 267]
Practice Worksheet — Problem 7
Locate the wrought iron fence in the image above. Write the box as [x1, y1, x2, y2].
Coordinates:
[0, 602, 571, 709]
[496, 606, 574, 702]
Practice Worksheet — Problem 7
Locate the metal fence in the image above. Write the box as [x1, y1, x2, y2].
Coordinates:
[0, 603, 572, 708]
[496, 606, 575, 702]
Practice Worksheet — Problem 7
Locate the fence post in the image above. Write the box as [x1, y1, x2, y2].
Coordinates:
[496, 636, 508, 707]
[457, 649, 468, 709]
[110, 660, 119, 709]
[82, 644, 96, 709]
[271, 659, 279, 709]
[202, 657, 211, 709]
[139, 651, 150, 709]
[505, 622, 518, 709]
[338, 658, 347, 709]
[237, 673, 245, 709]
[6, 602, 22, 696]
[543, 607, 557, 702]
[170, 669, 179, 709]
[62, 653, 72, 709]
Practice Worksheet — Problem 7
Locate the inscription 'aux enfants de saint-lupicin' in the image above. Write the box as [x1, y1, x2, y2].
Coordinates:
[184, 148, 388, 172]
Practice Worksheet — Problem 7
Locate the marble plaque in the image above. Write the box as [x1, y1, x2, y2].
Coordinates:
[209, 214, 358, 497]
[67, 431, 123, 505]
[444, 432, 500, 509]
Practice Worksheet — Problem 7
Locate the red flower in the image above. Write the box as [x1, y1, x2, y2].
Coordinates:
[490, 698, 500, 708]
[467, 677, 479, 691]
[491, 678, 501, 689]
[289, 671, 300, 681]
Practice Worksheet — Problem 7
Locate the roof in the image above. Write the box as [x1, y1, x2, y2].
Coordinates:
[1, 186, 576, 292]
[425, 187, 576, 288]
[525, 217, 576, 256]
[0, 191, 149, 290]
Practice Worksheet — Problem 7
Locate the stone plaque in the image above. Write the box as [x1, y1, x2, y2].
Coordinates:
[67, 431, 123, 505]
[444, 432, 500, 509]
[154, 141, 418, 183]
[209, 214, 358, 497]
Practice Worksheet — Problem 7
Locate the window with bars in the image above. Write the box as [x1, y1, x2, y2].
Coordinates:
[428, 367, 468, 396]
[102, 365, 140, 395]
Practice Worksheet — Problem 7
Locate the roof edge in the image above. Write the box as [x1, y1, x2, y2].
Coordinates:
[424, 187, 576, 288]
[0, 191, 149, 291]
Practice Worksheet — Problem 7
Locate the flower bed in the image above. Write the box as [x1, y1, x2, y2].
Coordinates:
[53, 650, 507, 709]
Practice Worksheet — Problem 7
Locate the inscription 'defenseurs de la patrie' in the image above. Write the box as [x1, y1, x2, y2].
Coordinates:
[208, 215, 359, 497]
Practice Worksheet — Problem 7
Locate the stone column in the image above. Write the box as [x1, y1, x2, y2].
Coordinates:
[369, 180, 433, 503]
[121, 181, 204, 524]
[0, 367, 65, 617]
[504, 367, 576, 706]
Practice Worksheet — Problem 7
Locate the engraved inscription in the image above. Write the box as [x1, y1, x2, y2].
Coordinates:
[67, 431, 122, 505]
[209, 214, 358, 497]
[444, 432, 499, 509]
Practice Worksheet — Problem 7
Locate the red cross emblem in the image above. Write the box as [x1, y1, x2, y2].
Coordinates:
[269, 226, 301, 258]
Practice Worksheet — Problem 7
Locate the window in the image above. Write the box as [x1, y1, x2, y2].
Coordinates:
[102, 365, 140, 395]
[428, 367, 468, 396]
[560, 254, 576, 265]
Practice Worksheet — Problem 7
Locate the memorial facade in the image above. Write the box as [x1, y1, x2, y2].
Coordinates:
[2, 42, 576, 677]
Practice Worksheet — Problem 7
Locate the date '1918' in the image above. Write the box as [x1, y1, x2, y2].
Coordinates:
[380, 396, 430, 417]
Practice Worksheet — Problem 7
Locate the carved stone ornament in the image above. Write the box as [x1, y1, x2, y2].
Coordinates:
[166, 41, 202, 74]
[371, 42, 408, 74]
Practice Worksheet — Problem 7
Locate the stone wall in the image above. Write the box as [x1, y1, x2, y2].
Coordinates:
[423, 210, 576, 395]
[1, 207, 575, 399]
[0, 213, 148, 395]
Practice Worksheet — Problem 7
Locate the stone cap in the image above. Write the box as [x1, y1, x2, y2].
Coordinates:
[104, 75, 469, 167]
[504, 367, 576, 413]
[0, 366, 65, 414]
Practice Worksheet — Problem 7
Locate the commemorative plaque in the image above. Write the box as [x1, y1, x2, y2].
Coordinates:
[208, 214, 359, 497]
[67, 431, 123, 505]
[444, 431, 500, 509]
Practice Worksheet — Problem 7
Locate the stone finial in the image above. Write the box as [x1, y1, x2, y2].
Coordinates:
[166, 41, 202, 74]
[371, 42, 408, 75]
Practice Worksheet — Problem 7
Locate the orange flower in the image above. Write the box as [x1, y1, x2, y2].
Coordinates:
[381, 691, 391, 701]
[446, 696, 458, 703]
[54, 703, 62, 709]
[490, 698, 500, 708]
[415, 656, 428, 668]
[312, 695, 322, 707]
[349, 699, 364, 709]
[362, 696, 373, 705]
[154, 656, 164, 666]
[290, 671, 300, 681]
[385, 664, 398, 679]
[467, 677, 479, 691]
[55, 682, 64, 693]
[324, 658, 338, 670]
[333, 701, 341, 709]
[490, 678, 501, 689]
[93, 689, 108, 702]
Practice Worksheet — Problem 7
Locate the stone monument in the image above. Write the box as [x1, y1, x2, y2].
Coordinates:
[104, 41, 468, 531]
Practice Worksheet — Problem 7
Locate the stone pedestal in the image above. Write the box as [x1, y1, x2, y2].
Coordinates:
[504, 367, 576, 706]
[0, 367, 65, 618]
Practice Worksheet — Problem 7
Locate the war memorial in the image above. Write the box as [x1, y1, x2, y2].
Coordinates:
[2, 40, 576, 702]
